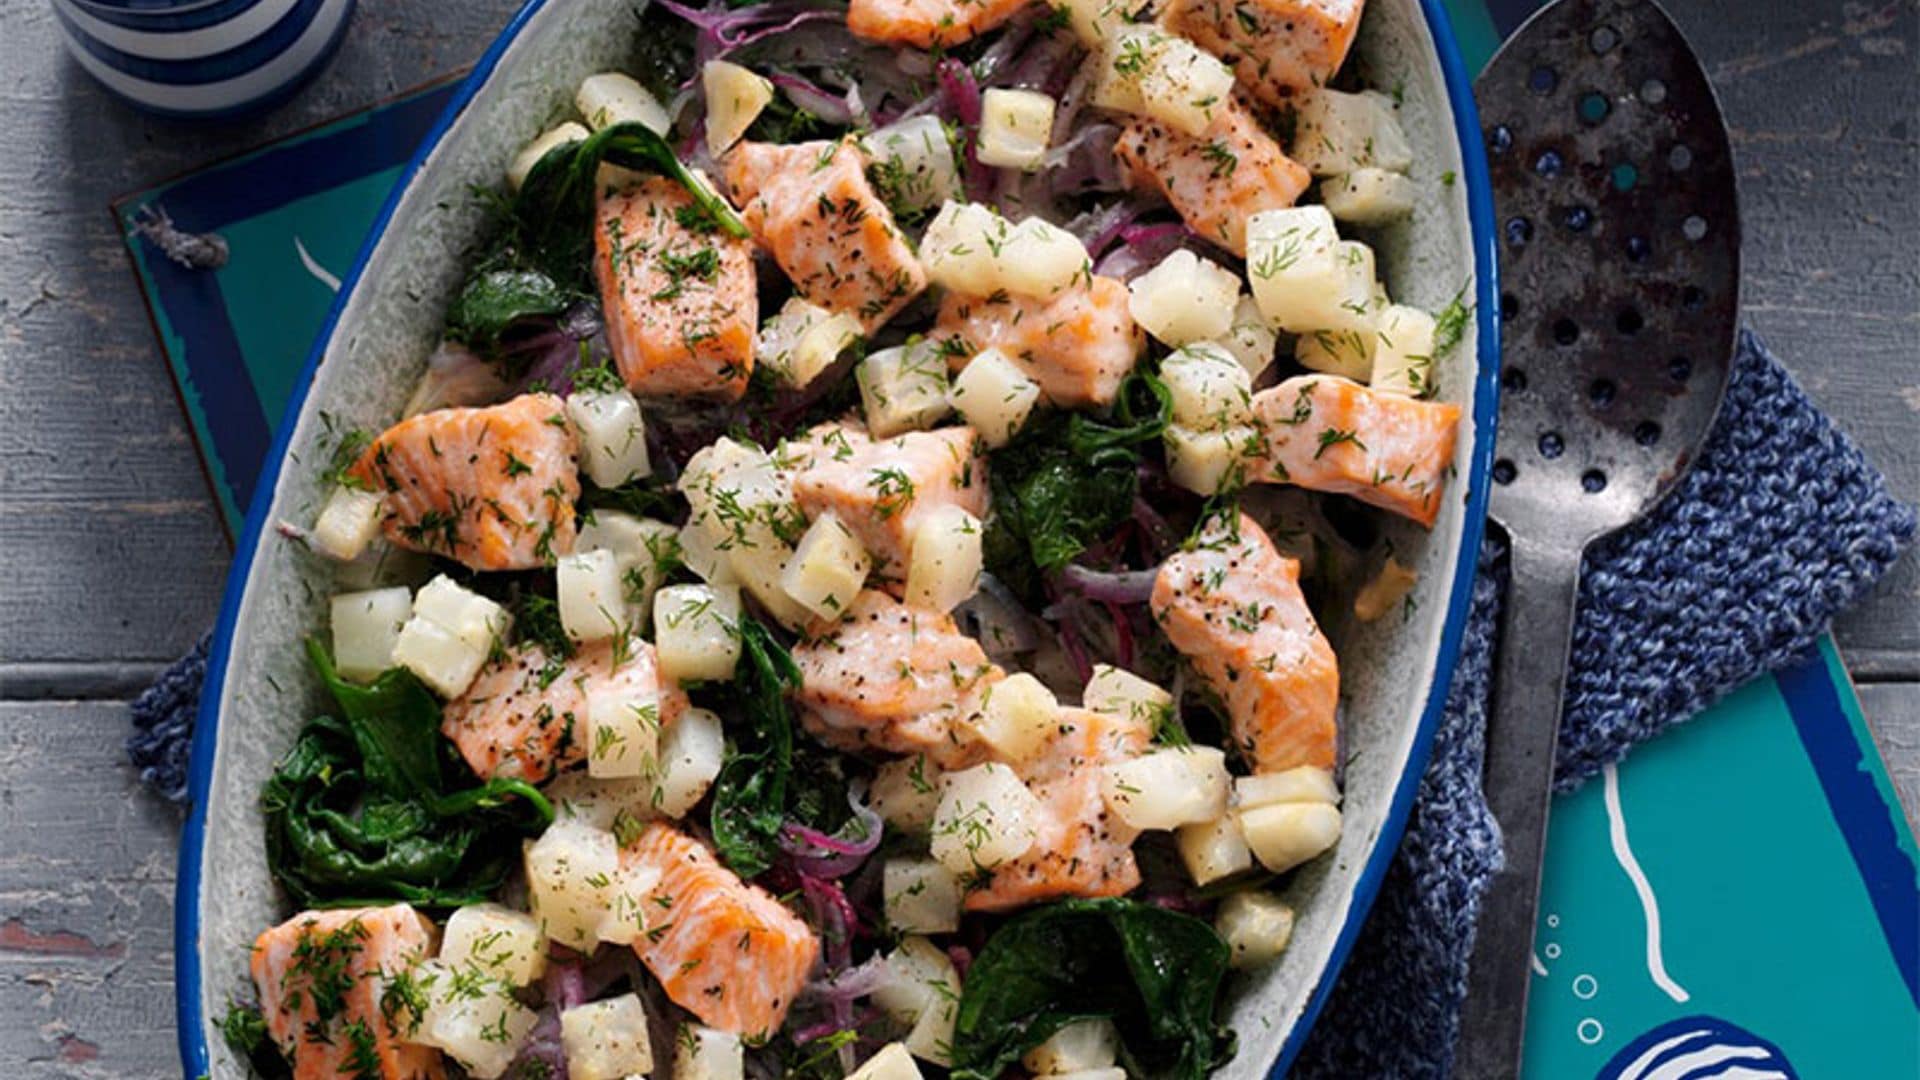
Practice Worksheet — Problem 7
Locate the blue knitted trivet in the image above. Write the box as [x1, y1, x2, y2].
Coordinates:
[129, 330, 1913, 1074]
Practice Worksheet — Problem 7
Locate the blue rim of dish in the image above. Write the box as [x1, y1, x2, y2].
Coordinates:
[1266, 0, 1501, 1073]
[171, 0, 1502, 1072]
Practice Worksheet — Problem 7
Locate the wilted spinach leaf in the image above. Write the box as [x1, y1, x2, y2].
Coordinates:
[706, 617, 800, 877]
[220, 1002, 291, 1079]
[949, 898, 1234, 1080]
[445, 267, 572, 352]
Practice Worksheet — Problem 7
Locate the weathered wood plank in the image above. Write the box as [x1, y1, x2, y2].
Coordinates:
[1860, 684, 1920, 834]
[0, 703, 179, 1077]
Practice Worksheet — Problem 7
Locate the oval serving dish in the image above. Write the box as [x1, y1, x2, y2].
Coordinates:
[176, 0, 1498, 1074]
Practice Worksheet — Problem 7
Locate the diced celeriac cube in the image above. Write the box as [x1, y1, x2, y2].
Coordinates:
[1295, 327, 1375, 381]
[1128, 249, 1242, 347]
[1370, 303, 1438, 397]
[1234, 766, 1341, 809]
[1082, 663, 1174, 732]
[595, 860, 666, 946]
[884, 856, 963, 934]
[966, 672, 1058, 762]
[978, 88, 1056, 170]
[1216, 890, 1296, 968]
[870, 755, 943, 833]
[849, 1043, 925, 1080]
[758, 296, 862, 389]
[1047, 1070, 1127, 1080]
[1354, 556, 1420, 623]
[558, 548, 628, 643]
[703, 60, 773, 157]
[680, 439, 810, 626]
[575, 510, 680, 623]
[568, 388, 651, 488]
[441, 903, 548, 987]
[563, 994, 655, 1080]
[999, 216, 1094, 299]
[1092, 28, 1233, 137]
[919, 201, 1090, 300]
[395, 576, 508, 696]
[1323, 167, 1418, 225]
[1022, 1018, 1121, 1076]
[1175, 814, 1253, 886]
[577, 71, 671, 134]
[1164, 423, 1260, 496]
[1059, 0, 1149, 46]
[310, 485, 384, 561]
[675, 1025, 745, 1080]
[654, 583, 743, 684]
[905, 505, 982, 613]
[781, 512, 872, 621]
[415, 960, 539, 1079]
[949, 348, 1041, 448]
[330, 587, 410, 682]
[931, 762, 1041, 874]
[862, 115, 964, 214]
[652, 706, 725, 818]
[585, 681, 661, 779]
[1161, 342, 1254, 430]
[1237, 801, 1342, 874]
[1248, 206, 1378, 334]
[526, 820, 621, 950]
[413, 575, 513, 651]
[509, 122, 590, 191]
[859, 341, 952, 438]
[906, 987, 960, 1067]
[1289, 89, 1414, 177]
[872, 936, 957, 1022]
[677, 519, 738, 585]
[1100, 746, 1231, 830]
[1214, 294, 1279, 377]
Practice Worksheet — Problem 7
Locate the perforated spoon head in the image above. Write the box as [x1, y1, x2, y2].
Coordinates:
[1478, 0, 1739, 553]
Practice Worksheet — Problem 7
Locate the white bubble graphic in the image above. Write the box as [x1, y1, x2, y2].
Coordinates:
[1573, 974, 1598, 1000]
[1545, 943, 1562, 960]
[1547, 914, 1560, 928]
[1579, 1018, 1605, 1045]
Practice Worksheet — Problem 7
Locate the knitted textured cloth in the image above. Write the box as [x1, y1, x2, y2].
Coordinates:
[130, 331, 1913, 1074]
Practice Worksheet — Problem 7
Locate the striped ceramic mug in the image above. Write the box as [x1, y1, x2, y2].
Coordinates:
[53, 0, 357, 119]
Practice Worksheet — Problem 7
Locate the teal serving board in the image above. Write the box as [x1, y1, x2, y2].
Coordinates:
[113, 7, 1917, 1074]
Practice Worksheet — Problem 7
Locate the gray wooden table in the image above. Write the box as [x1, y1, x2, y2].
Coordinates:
[0, 1, 1913, 1074]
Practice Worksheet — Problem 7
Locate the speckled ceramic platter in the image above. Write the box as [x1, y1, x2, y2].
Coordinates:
[176, 1, 1498, 1074]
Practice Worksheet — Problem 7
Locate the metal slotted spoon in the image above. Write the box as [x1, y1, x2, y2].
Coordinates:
[1455, 0, 1740, 1074]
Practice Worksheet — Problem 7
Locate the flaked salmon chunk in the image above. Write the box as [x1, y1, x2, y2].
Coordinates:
[595, 176, 758, 401]
[250, 904, 443, 1080]
[932, 275, 1143, 408]
[1160, 0, 1364, 107]
[622, 822, 820, 1039]
[847, 0, 1032, 48]
[790, 425, 989, 583]
[1249, 375, 1462, 527]
[348, 393, 579, 572]
[1115, 100, 1312, 256]
[1152, 512, 1340, 774]
[442, 637, 689, 784]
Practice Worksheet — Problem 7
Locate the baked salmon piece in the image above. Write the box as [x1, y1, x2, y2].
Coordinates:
[792, 590, 999, 768]
[1160, 0, 1364, 107]
[966, 707, 1149, 912]
[846, 0, 1031, 48]
[725, 139, 927, 331]
[1114, 100, 1312, 256]
[790, 425, 988, 583]
[595, 177, 758, 401]
[348, 393, 580, 572]
[1249, 375, 1462, 528]
[443, 637, 689, 783]
[621, 822, 820, 1040]
[250, 905, 443, 1080]
[1151, 512, 1339, 774]
[931, 276, 1143, 408]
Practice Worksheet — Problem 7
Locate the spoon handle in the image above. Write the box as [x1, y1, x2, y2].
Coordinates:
[1454, 532, 1587, 1078]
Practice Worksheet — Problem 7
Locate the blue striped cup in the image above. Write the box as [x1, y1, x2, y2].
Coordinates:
[54, 0, 357, 119]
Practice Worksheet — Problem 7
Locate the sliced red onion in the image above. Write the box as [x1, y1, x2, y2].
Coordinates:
[779, 790, 884, 878]
[956, 572, 1043, 659]
[766, 70, 857, 126]
[806, 953, 892, 1004]
[1105, 599, 1137, 669]
[946, 944, 973, 979]
[1059, 563, 1161, 604]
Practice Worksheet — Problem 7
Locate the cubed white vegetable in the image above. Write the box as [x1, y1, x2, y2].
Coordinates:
[652, 706, 726, 818]
[510, 122, 590, 191]
[563, 994, 655, 1080]
[1164, 423, 1260, 496]
[1370, 303, 1438, 397]
[758, 296, 861, 389]
[862, 116, 964, 214]
[703, 60, 773, 157]
[1289, 88, 1414, 177]
[1137, 34, 1234, 137]
[1082, 664, 1174, 732]
[441, 903, 548, 986]
[871, 755, 943, 833]
[930, 762, 1041, 874]
[965, 672, 1057, 762]
[848, 1043, 925, 1080]
[905, 505, 983, 613]
[311, 485, 384, 561]
[413, 575, 513, 651]
[978, 88, 1055, 170]
[578, 71, 671, 134]
[920, 201, 1005, 297]
[1022, 1019, 1121, 1075]
[1234, 766, 1341, 808]
[568, 388, 651, 488]
[1128, 249, 1242, 347]
[576, 511, 680, 623]
[596, 859, 666, 947]
[884, 856, 963, 934]
[677, 520, 738, 585]
[1237, 801, 1342, 874]
[906, 987, 959, 1067]
[680, 439, 810, 627]
[1248, 207, 1378, 335]
[393, 616, 489, 699]
[872, 936, 957, 1023]
[525, 819, 621, 950]
[1353, 556, 1420, 623]
[330, 587, 410, 682]
[1162, 342, 1254, 430]
[542, 770, 646, 831]
[585, 682, 662, 779]
[859, 341, 953, 438]
[1214, 294, 1279, 377]
[675, 1025, 745, 1080]
[1175, 815, 1253, 886]
[1323, 167, 1418, 225]
[1101, 746, 1231, 830]
[1295, 328, 1375, 381]
[781, 512, 872, 621]
[1049, 1069, 1128, 1080]
[654, 583, 743, 684]
[998, 216, 1093, 300]
[1059, 0, 1149, 45]
[1216, 890, 1296, 968]
[416, 960, 539, 1079]
[557, 548, 628, 644]
[949, 348, 1041, 448]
